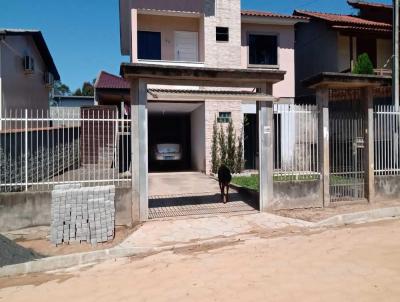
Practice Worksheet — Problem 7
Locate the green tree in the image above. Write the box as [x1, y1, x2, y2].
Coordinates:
[218, 124, 227, 166]
[352, 53, 374, 75]
[73, 79, 95, 96]
[53, 81, 71, 96]
[73, 88, 83, 96]
[226, 119, 236, 172]
[211, 117, 220, 174]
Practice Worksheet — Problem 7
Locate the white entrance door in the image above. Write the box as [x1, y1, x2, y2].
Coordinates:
[174, 31, 198, 62]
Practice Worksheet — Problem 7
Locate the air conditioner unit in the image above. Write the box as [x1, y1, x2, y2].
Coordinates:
[44, 72, 54, 88]
[24, 55, 35, 73]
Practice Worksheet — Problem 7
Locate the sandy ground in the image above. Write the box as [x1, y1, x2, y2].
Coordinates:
[274, 199, 400, 222]
[12, 226, 139, 257]
[1, 219, 400, 302]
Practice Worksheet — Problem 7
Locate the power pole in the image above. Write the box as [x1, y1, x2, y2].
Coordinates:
[394, 0, 399, 110]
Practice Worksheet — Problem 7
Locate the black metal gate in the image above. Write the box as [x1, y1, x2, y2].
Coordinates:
[329, 112, 365, 202]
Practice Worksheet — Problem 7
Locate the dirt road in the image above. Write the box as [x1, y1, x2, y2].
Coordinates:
[1, 219, 400, 302]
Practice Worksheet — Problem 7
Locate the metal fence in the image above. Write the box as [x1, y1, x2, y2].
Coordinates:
[374, 105, 400, 176]
[273, 104, 319, 182]
[329, 112, 365, 202]
[0, 108, 132, 192]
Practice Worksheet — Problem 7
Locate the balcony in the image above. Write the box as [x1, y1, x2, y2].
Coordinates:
[133, 9, 204, 67]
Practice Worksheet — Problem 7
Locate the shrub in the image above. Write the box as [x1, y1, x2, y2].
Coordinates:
[352, 53, 374, 75]
[235, 128, 244, 174]
[211, 117, 219, 174]
[226, 119, 236, 172]
[218, 124, 227, 166]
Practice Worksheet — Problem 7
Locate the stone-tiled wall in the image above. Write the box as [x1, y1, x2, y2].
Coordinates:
[0, 128, 79, 192]
[204, 0, 242, 68]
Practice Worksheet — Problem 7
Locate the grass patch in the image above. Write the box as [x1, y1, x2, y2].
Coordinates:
[232, 175, 259, 191]
[330, 175, 360, 185]
[273, 174, 320, 182]
[232, 173, 321, 192]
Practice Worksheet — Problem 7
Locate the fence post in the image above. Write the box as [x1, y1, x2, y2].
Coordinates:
[130, 78, 148, 222]
[316, 88, 330, 207]
[258, 86, 274, 212]
[24, 109, 28, 191]
[362, 87, 375, 202]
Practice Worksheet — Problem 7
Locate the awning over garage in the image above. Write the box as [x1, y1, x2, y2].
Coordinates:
[148, 88, 275, 102]
[96, 68, 281, 105]
[120, 63, 286, 88]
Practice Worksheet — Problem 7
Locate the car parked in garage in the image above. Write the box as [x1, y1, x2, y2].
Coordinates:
[153, 143, 182, 161]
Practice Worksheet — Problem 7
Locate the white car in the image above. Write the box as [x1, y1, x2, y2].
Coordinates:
[154, 144, 182, 161]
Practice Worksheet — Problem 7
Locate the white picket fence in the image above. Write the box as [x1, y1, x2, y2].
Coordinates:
[273, 104, 320, 181]
[0, 108, 131, 192]
[374, 105, 400, 175]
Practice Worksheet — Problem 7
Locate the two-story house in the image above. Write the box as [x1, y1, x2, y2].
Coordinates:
[0, 29, 60, 129]
[116, 0, 306, 174]
[294, 0, 393, 102]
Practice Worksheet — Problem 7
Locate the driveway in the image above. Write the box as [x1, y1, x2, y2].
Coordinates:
[149, 172, 221, 197]
[148, 172, 258, 219]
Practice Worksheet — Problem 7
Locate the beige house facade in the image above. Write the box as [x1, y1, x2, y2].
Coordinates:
[118, 0, 306, 174]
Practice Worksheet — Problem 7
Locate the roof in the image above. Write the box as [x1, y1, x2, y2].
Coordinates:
[53, 95, 95, 100]
[95, 71, 130, 90]
[148, 88, 262, 96]
[0, 29, 60, 80]
[293, 10, 392, 29]
[241, 10, 308, 21]
[347, 0, 393, 10]
[147, 88, 274, 101]
[302, 72, 392, 89]
[331, 25, 392, 33]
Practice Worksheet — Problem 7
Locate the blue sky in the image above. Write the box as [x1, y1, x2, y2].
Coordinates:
[0, 0, 392, 91]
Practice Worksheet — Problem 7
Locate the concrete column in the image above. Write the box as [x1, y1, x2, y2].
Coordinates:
[393, 0, 399, 110]
[316, 88, 330, 207]
[130, 78, 148, 222]
[131, 9, 138, 63]
[362, 87, 375, 202]
[258, 94, 274, 212]
[0, 38, 2, 131]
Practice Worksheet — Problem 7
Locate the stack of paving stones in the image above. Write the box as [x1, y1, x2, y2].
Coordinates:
[51, 184, 115, 246]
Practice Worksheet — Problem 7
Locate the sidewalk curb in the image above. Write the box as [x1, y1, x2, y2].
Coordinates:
[0, 247, 153, 278]
[316, 206, 400, 227]
[0, 236, 244, 278]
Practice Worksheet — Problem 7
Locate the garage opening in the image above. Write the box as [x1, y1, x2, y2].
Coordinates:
[148, 113, 191, 172]
[148, 102, 205, 173]
[147, 101, 258, 219]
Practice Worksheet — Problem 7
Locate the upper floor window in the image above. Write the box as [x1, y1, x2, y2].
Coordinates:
[248, 34, 278, 66]
[216, 27, 229, 42]
[138, 31, 161, 60]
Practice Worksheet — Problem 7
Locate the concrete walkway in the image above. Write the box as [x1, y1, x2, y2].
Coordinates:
[149, 172, 258, 219]
[119, 212, 314, 249]
[149, 172, 221, 197]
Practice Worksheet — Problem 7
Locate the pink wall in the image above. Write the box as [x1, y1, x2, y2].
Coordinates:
[129, 0, 203, 13]
[136, 14, 201, 62]
[241, 23, 296, 98]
